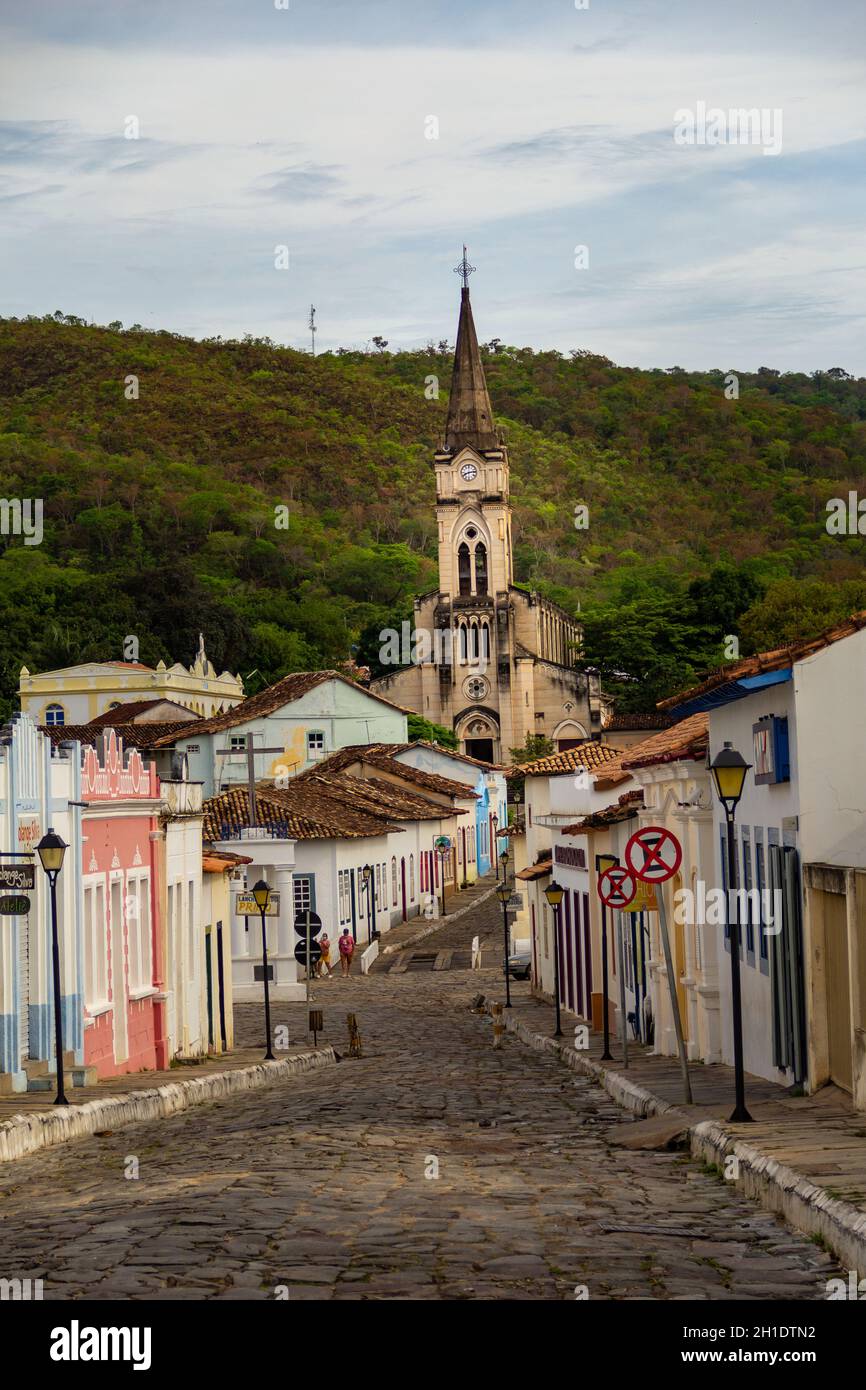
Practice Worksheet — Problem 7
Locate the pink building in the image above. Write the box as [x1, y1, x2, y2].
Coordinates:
[81, 730, 165, 1077]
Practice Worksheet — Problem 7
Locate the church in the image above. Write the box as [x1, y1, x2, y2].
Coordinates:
[370, 260, 605, 764]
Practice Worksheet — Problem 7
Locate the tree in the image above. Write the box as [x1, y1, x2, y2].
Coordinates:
[407, 713, 458, 749]
[509, 733, 554, 765]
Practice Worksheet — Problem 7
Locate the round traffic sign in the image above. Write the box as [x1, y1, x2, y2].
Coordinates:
[293, 910, 322, 938]
[294, 938, 322, 966]
[625, 825, 682, 884]
[597, 865, 637, 910]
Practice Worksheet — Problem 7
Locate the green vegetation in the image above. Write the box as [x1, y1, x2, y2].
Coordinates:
[1, 312, 864, 719]
[407, 713, 458, 749]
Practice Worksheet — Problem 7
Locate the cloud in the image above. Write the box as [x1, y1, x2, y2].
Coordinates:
[257, 163, 344, 200]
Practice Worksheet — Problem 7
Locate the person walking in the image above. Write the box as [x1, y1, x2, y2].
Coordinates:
[318, 932, 332, 978]
[338, 928, 355, 976]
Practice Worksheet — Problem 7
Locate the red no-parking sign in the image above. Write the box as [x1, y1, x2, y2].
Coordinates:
[625, 825, 682, 884]
[597, 865, 637, 910]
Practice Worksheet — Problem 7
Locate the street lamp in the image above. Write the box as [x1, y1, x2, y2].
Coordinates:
[496, 881, 513, 1008]
[251, 878, 275, 1061]
[544, 879, 565, 1038]
[499, 847, 509, 885]
[362, 863, 374, 940]
[710, 742, 753, 1123]
[36, 828, 68, 1106]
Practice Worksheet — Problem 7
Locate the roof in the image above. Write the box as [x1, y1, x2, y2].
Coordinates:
[659, 610, 866, 715]
[39, 722, 193, 750]
[562, 790, 644, 835]
[605, 712, 675, 731]
[399, 739, 498, 772]
[88, 699, 195, 726]
[444, 286, 499, 452]
[621, 712, 709, 771]
[203, 781, 403, 843]
[202, 850, 253, 873]
[294, 745, 478, 799]
[151, 669, 409, 744]
[508, 740, 626, 779]
[516, 856, 553, 881]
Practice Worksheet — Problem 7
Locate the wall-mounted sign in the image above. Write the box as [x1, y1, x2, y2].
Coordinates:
[0, 895, 30, 915]
[0, 865, 35, 891]
[16, 816, 40, 854]
[235, 892, 281, 917]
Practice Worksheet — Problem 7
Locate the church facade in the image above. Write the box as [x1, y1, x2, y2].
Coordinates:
[370, 274, 604, 764]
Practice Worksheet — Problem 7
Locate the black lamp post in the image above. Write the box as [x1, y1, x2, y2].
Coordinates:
[252, 878, 274, 1060]
[544, 879, 565, 1038]
[362, 863, 373, 940]
[496, 881, 513, 1007]
[499, 846, 509, 884]
[710, 742, 753, 1123]
[36, 828, 68, 1106]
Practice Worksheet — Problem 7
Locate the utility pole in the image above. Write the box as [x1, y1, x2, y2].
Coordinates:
[309, 304, 317, 355]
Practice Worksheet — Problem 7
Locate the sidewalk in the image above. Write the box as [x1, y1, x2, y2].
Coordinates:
[490, 985, 866, 1278]
[0, 1041, 336, 1164]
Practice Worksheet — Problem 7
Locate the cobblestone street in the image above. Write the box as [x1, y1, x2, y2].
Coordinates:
[0, 895, 840, 1301]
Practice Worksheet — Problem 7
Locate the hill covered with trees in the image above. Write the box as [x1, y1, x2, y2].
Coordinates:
[0, 311, 864, 717]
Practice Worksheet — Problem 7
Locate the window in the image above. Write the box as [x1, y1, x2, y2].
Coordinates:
[742, 828, 755, 956]
[45, 704, 65, 726]
[84, 882, 108, 1008]
[391, 857, 398, 906]
[755, 831, 769, 961]
[375, 863, 381, 907]
[475, 542, 488, 595]
[127, 875, 152, 994]
[458, 543, 471, 596]
[230, 735, 246, 750]
[307, 730, 325, 760]
[542, 904, 549, 959]
[409, 855, 415, 900]
[293, 875, 313, 916]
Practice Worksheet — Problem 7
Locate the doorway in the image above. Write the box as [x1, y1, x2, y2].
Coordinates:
[465, 739, 494, 762]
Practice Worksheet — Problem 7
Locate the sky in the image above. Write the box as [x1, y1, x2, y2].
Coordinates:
[0, 0, 864, 372]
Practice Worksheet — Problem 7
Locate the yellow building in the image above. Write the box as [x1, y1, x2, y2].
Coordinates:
[19, 634, 243, 728]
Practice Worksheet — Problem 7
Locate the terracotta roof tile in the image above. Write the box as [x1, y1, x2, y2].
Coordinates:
[507, 740, 627, 779]
[621, 712, 709, 770]
[295, 745, 478, 799]
[605, 712, 675, 731]
[659, 610, 866, 711]
[87, 699, 195, 725]
[562, 790, 645, 834]
[40, 722, 192, 750]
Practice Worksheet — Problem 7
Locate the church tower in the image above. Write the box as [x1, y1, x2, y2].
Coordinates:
[369, 249, 603, 763]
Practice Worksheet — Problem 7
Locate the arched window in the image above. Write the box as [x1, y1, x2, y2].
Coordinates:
[481, 622, 490, 661]
[475, 542, 488, 595]
[458, 543, 471, 596]
[459, 622, 468, 661]
[45, 704, 65, 726]
[470, 622, 478, 661]
[391, 857, 398, 906]
[409, 854, 415, 900]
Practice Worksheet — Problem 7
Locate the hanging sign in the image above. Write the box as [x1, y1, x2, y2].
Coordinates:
[625, 825, 682, 885]
[0, 864, 35, 892]
[621, 879, 659, 914]
[236, 892, 281, 917]
[0, 895, 30, 916]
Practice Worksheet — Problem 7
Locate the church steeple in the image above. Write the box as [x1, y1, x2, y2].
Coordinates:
[444, 249, 499, 453]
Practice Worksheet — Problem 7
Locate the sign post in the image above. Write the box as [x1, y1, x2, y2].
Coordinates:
[595, 854, 620, 1060]
[294, 910, 322, 1002]
[597, 863, 637, 1066]
[625, 825, 692, 1105]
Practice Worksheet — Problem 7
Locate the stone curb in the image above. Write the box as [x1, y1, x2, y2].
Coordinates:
[692, 1120, 866, 1279]
[381, 885, 498, 956]
[485, 1007, 866, 1278]
[0, 1047, 337, 1165]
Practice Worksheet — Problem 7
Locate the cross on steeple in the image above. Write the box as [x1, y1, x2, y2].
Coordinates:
[453, 244, 476, 290]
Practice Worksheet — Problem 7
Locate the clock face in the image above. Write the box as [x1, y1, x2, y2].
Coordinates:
[460, 462, 478, 482]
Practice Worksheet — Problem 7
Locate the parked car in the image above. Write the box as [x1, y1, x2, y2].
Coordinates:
[507, 951, 531, 980]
